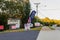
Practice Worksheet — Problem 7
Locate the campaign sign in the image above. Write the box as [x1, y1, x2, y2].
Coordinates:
[34, 22, 40, 27]
[11, 25, 16, 29]
[0, 25, 4, 30]
[24, 23, 31, 30]
[8, 18, 20, 29]
[30, 23, 33, 27]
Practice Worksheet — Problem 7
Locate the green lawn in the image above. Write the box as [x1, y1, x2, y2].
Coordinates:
[0, 27, 42, 33]
[48, 26, 55, 30]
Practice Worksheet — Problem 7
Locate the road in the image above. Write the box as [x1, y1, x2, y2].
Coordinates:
[0, 30, 39, 40]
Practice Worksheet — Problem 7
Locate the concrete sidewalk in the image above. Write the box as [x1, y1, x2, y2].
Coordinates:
[36, 27, 60, 40]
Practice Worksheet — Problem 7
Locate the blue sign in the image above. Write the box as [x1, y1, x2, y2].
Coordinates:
[29, 10, 36, 22]
[30, 10, 36, 19]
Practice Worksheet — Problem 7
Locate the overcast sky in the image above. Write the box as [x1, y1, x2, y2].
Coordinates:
[30, 0, 60, 20]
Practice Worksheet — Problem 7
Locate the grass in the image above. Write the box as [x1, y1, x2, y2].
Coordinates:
[0, 26, 56, 33]
[31, 27, 42, 31]
[0, 27, 42, 33]
[49, 26, 55, 30]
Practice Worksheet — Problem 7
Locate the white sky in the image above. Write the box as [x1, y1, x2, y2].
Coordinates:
[30, 0, 60, 20]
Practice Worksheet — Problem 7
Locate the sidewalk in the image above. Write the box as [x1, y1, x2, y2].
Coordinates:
[36, 27, 60, 40]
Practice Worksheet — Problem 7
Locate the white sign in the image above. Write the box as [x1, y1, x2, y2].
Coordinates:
[11, 25, 16, 29]
[30, 23, 33, 27]
[24, 23, 31, 30]
[8, 19, 20, 24]
[8, 18, 20, 29]
[34, 22, 40, 27]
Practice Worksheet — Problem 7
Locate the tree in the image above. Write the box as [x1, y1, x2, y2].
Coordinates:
[0, 0, 30, 18]
[0, 0, 31, 29]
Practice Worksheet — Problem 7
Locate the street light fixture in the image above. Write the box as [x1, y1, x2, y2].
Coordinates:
[34, 3, 40, 16]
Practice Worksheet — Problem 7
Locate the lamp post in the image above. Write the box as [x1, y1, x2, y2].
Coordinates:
[34, 3, 40, 16]
[34, 3, 40, 27]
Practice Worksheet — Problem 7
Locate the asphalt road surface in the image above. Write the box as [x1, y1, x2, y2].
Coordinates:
[0, 30, 39, 40]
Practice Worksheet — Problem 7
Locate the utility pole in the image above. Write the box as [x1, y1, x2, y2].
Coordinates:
[34, 3, 40, 16]
[34, 3, 40, 27]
